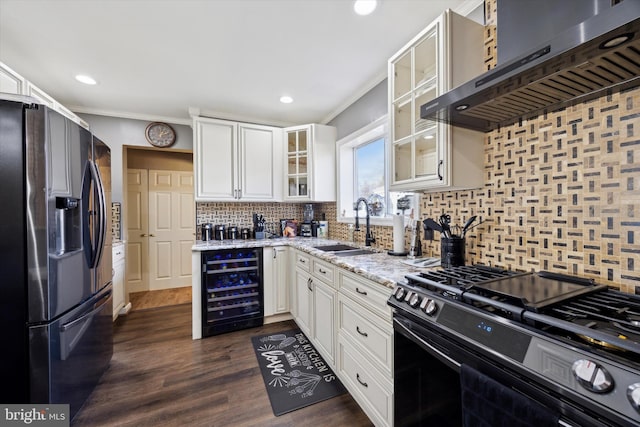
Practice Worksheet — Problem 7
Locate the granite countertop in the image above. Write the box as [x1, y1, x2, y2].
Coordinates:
[192, 237, 433, 290]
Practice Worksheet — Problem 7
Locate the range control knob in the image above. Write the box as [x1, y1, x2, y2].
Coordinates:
[404, 291, 414, 303]
[628, 383, 640, 413]
[409, 293, 421, 308]
[572, 359, 614, 393]
[420, 298, 438, 316]
[393, 287, 406, 301]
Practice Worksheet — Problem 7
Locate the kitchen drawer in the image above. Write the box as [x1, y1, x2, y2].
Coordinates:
[295, 250, 310, 272]
[338, 294, 393, 376]
[338, 335, 393, 427]
[312, 258, 335, 287]
[339, 270, 392, 320]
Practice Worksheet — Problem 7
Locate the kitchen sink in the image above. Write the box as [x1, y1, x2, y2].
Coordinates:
[313, 244, 374, 257]
[332, 249, 374, 257]
[313, 244, 360, 252]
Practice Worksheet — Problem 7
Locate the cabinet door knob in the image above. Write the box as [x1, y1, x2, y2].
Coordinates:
[140, 233, 148, 237]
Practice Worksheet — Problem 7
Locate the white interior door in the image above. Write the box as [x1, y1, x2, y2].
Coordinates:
[126, 169, 149, 293]
[148, 170, 195, 290]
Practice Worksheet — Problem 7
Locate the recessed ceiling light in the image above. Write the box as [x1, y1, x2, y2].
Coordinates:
[75, 74, 97, 85]
[354, 0, 377, 16]
[280, 95, 293, 104]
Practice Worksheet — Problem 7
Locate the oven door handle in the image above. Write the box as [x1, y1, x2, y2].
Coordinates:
[393, 317, 461, 369]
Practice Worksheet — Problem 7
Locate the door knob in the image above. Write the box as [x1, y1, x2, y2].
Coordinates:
[140, 233, 148, 237]
[149, 234, 156, 237]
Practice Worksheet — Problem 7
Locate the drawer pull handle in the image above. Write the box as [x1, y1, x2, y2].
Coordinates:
[356, 326, 368, 337]
[355, 287, 367, 295]
[318, 268, 326, 274]
[356, 373, 368, 388]
[300, 259, 306, 263]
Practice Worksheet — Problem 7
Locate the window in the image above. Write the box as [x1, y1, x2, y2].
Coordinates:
[337, 115, 418, 225]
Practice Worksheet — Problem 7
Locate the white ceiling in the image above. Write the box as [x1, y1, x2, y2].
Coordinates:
[0, 0, 478, 126]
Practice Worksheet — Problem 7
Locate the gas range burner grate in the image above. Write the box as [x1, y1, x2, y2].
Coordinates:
[415, 265, 521, 289]
[545, 289, 640, 347]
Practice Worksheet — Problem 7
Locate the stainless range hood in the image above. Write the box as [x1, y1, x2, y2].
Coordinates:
[420, 1, 640, 133]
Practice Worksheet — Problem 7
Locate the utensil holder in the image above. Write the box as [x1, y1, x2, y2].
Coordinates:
[441, 237, 465, 268]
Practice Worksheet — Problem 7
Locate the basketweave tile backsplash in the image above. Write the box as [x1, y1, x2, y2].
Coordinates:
[421, 88, 640, 294]
[196, 202, 308, 237]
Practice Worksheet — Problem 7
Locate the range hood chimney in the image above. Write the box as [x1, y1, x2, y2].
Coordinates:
[420, 1, 640, 133]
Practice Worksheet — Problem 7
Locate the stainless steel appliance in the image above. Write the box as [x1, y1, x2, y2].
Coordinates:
[388, 265, 640, 427]
[226, 225, 238, 240]
[0, 96, 113, 419]
[214, 224, 225, 240]
[420, 1, 640, 132]
[301, 203, 314, 237]
[201, 248, 264, 336]
[201, 223, 213, 241]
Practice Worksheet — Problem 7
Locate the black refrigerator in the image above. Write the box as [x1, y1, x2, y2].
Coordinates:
[0, 95, 113, 419]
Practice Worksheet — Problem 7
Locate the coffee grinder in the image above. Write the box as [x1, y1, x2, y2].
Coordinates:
[301, 204, 314, 237]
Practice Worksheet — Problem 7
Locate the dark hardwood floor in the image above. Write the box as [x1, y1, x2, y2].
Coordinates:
[72, 303, 373, 427]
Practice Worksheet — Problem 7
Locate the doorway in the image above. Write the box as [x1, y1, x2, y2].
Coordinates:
[124, 148, 194, 310]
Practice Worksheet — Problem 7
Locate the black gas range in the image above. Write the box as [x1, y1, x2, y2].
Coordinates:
[388, 265, 640, 427]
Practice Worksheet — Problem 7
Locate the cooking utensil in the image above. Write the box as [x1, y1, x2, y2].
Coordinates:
[461, 215, 477, 237]
[423, 218, 443, 233]
[438, 214, 451, 238]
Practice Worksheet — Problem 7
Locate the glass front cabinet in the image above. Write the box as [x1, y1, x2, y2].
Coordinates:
[284, 124, 336, 202]
[389, 10, 485, 192]
[286, 127, 309, 198]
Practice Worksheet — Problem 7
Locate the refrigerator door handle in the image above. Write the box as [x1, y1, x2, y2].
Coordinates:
[89, 161, 106, 269]
[59, 289, 112, 360]
[60, 289, 112, 333]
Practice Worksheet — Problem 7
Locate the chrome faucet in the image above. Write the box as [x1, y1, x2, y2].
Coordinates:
[354, 197, 376, 246]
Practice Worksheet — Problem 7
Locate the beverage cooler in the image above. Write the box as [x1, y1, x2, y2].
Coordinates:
[201, 248, 264, 337]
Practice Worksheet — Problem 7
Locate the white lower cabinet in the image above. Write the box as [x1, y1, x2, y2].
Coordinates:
[312, 278, 336, 366]
[294, 266, 313, 337]
[286, 249, 394, 426]
[337, 270, 394, 427]
[338, 294, 393, 377]
[338, 335, 393, 427]
[112, 244, 126, 320]
[263, 246, 289, 317]
[292, 251, 337, 368]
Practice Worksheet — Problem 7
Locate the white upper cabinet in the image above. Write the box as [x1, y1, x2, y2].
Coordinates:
[193, 116, 283, 202]
[0, 61, 89, 129]
[0, 62, 25, 95]
[389, 10, 485, 192]
[284, 124, 336, 202]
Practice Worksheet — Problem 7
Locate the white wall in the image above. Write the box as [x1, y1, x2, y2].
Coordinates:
[78, 114, 193, 203]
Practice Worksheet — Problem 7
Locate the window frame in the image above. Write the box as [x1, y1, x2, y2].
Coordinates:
[336, 115, 419, 226]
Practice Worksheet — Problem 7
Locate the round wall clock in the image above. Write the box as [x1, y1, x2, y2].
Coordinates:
[145, 122, 176, 148]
